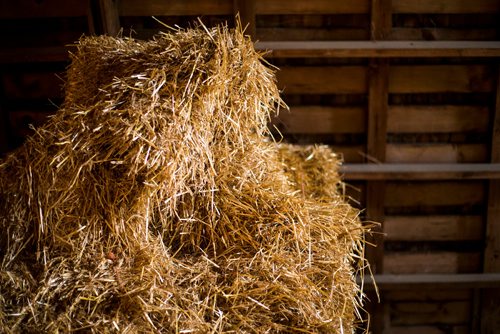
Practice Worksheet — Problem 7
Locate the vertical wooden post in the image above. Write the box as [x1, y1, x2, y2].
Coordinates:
[480, 68, 500, 334]
[99, 0, 120, 36]
[233, 0, 256, 40]
[366, 0, 391, 333]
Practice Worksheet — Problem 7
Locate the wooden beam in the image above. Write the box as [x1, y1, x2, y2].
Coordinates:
[340, 163, 500, 180]
[481, 68, 500, 334]
[360, 273, 500, 290]
[392, 0, 500, 14]
[98, 0, 121, 36]
[256, 41, 500, 59]
[234, 0, 255, 40]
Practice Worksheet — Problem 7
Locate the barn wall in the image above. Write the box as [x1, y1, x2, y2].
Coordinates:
[1, 1, 500, 333]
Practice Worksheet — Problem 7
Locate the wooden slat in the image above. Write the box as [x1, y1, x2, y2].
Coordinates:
[99, 0, 121, 36]
[385, 181, 485, 208]
[393, 0, 500, 13]
[362, 273, 500, 290]
[256, 41, 500, 58]
[385, 289, 472, 301]
[389, 65, 494, 93]
[387, 105, 490, 134]
[384, 252, 481, 274]
[386, 143, 488, 163]
[276, 66, 367, 94]
[273, 106, 365, 134]
[119, 0, 233, 16]
[0, 0, 89, 18]
[391, 301, 470, 325]
[384, 215, 483, 241]
[390, 326, 468, 334]
[256, 28, 369, 42]
[255, 0, 370, 14]
[390, 28, 499, 41]
[340, 163, 500, 180]
[332, 145, 366, 163]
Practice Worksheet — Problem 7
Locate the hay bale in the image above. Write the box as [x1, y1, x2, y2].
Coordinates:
[0, 22, 367, 333]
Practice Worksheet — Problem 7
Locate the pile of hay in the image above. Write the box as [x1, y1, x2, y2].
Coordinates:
[0, 22, 366, 333]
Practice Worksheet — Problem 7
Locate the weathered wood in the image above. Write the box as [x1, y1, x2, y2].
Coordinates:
[119, 0, 233, 16]
[276, 66, 367, 94]
[389, 65, 494, 93]
[387, 105, 490, 134]
[361, 273, 500, 290]
[98, 0, 121, 36]
[391, 301, 471, 325]
[385, 181, 485, 208]
[340, 163, 500, 180]
[384, 215, 483, 241]
[385, 289, 472, 301]
[331, 146, 366, 163]
[389, 326, 469, 334]
[273, 106, 365, 134]
[392, 0, 500, 13]
[0, 0, 89, 18]
[255, 0, 370, 14]
[257, 28, 369, 42]
[481, 68, 500, 334]
[256, 41, 500, 58]
[384, 252, 481, 274]
[390, 28, 499, 41]
[234, 0, 255, 39]
[386, 143, 488, 163]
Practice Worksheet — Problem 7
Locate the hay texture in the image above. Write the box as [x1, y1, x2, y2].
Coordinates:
[0, 23, 366, 333]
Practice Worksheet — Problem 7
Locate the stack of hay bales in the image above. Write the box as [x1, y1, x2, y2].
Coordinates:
[0, 23, 366, 333]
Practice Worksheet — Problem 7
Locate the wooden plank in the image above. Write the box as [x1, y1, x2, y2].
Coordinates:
[390, 28, 499, 41]
[393, 0, 500, 13]
[386, 143, 488, 163]
[276, 67, 367, 94]
[2, 72, 64, 100]
[0, 47, 71, 64]
[385, 181, 485, 208]
[340, 163, 500, 180]
[384, 252, 481, 274]
[119, 0, 233, 16]
[387, 105, 490, 134]
[384, 215, 483, 241]
[390, 326, 469, 334]
[481, 68, 500, 334]
[389, 65, 494, 94]
[362, 273, 500, 290]
[272, 106, 365, 134]
[256, 41, 500, 58]
[234, 0, 255, 39]
[332, 145, 366, 163]
[255, 0, 370, 14]
[391, 301, 470, 325]
[99, 0, 121, 36]
[385, 289, 472, 301]
[0, 0, 89, 18]
[257, 28, 369, 42]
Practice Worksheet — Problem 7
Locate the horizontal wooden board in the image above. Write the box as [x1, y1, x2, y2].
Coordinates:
[384, 215, 483, 241]
[391, 301, 470, 325]
[386, 144, 488, 163]
[276, 66, 367, 94]
[385, 181, 485, 208]
[393, 0, 500, 13]
[255, 0, 370, 14]
[2, 72, 64, 99]
[273, 106, 365, 134]
[389, 65, 494, 94]
[363, 274, 500, 290]
[385, 289, 472, 302]
[0, 0, 89, 18]
[332, 145, 366, 163]
[387, 105, 490, 134]
[390, 28, 499, 41]
[119, 0, 233, 16]
[257, 28, 369, 41]
[384, 251, 481, 274]
[389, 326, 469, 334]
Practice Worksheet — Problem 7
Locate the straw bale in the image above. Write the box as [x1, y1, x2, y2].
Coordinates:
[0, 22, 367, 333]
